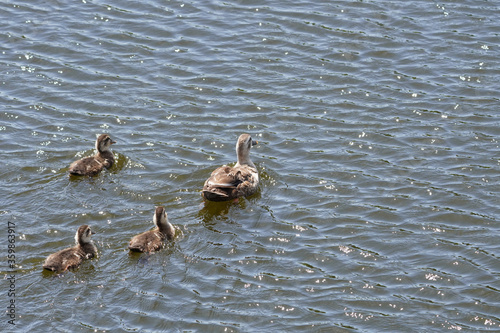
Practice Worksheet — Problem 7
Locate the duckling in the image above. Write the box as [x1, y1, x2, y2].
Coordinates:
[43, 225, 97, 272]
[69, 134, 116, 176]
[202, 133, 259, 202]
[128, 206, 175, 253]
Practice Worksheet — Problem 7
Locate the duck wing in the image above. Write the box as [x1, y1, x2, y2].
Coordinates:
[128, 230, 165, 253]
[43, 247, 84, 272]
[69, 156, 105, 176]
[209, 166, 242, 187]
[202, 165, 258, 201]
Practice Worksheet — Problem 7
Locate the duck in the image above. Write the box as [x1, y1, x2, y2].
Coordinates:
[128, 206, 175, 253]
[202, 133, 259, 202]
[43, 225, 97, 272]
[69, 134, 116, 176]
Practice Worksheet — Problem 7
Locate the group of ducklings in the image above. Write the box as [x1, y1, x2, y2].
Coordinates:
[43, 133, 259, 272]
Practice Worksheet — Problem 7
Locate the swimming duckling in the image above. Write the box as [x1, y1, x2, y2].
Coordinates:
[202, 133, 259, 202]
[128, 206, 175, 253]
[43, 225, 97, 272]
[69, 134, 116, 176]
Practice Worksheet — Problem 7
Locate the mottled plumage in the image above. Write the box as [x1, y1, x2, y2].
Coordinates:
[202, 133, 259, 202]
[69, 134, 116, 176]
[128, 206, 175, 253]
[43, 225, 97, 272]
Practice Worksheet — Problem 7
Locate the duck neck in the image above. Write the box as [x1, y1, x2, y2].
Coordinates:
[80, 241, 97, 255]
[236, 148, 254, 168]
[97, 148, 114, 163]
[159, 221, 175, 239]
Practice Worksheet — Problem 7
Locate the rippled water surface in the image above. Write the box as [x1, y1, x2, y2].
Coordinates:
[1, 0, 500, 331]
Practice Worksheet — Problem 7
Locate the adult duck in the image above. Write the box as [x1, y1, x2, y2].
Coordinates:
[202, 133, 259, 202]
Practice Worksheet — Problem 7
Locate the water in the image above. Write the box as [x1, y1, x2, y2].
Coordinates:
[1, 0, 499, 331]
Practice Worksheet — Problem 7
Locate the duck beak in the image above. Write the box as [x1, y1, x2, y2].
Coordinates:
[252, 140, 258, 146]
[110, 139, 116, 144]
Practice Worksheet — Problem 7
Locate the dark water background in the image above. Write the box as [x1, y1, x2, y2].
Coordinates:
[1, 0, 499, 331]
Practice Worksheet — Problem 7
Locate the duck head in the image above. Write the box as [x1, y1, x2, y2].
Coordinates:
[235, 133, 258, 167]
[96, 134, 116, 153]
[75, 225, 94, 245]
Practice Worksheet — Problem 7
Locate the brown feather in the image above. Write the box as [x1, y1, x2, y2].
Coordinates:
[69, 134, 116, 176]
[128, 207, 175, 253]
[43, 225, 97, 272]
[202, 134, 259, 202]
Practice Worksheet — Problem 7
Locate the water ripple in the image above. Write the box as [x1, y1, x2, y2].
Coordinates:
[2, 0, 500, 331]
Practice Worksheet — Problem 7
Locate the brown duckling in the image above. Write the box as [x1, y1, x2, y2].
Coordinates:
[43, 225, 97, 272]
[128, 206, 175, 253]
[202, 133, 259, 202]
[69, 134, 116, 176]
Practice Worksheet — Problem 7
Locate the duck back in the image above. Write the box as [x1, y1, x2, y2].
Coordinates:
[43, 246, 88, 272]
[128, 230, 166, 253]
